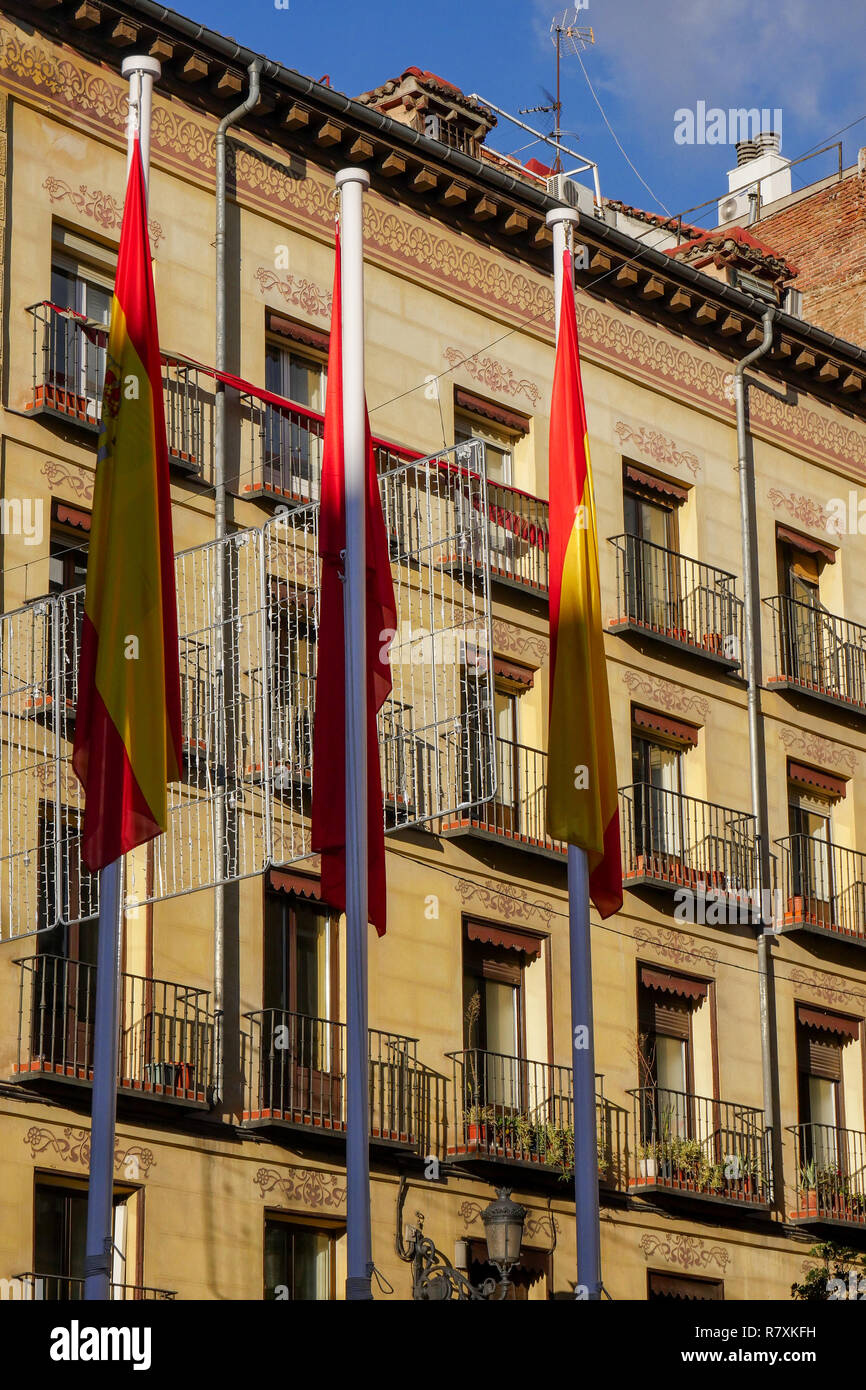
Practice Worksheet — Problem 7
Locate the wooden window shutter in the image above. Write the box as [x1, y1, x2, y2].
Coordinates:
[798, 1029, 842, 1081]
[639, 988, 690, 1040]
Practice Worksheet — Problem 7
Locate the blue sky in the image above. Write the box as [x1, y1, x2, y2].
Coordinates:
[180, 0, 866, 223]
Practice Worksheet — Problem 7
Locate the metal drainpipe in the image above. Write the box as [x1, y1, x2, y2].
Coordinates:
[213, 59, 262, 1106]
[734, 306, 781, 1198]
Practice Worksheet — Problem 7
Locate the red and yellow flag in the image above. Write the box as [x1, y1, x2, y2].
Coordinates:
[73, 137, 182, 872]
[310, 231, 396, 934]
[547, 250, 622, 918]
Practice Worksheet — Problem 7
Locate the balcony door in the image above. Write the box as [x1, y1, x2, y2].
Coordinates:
[49, 260, 111, 418]
[781, 543, 833, 690]
[493, 683, 520, 833]
[623, 483, 679, 634]
[264, 1218, 336, 1300]
[788, 796, 833, 925]
[797, 1023, 843, 1176]
[34, 804, 98, 1074]
[463, 938, 524, 1113]
[33, 1181, 127, 1300]
[263, 892, 339, 1120]
[267, 580, 316, 787]
[632, 733, 683, 864]
[264, 343, 326, 498]
[639, 981, 694, 1145]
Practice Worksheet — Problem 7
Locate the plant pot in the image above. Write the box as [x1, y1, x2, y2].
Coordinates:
[791, 1190, 818, 1218]
[466, 1122, 489, 1148]
[638, 1157, 658, 1182]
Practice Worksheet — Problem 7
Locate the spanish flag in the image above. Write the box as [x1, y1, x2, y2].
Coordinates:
[310, 231, 396, 934]
[73, 137, 182, 872]
[547, 250, 622, 918]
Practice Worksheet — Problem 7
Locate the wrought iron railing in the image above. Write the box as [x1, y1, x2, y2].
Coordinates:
[609, 533, 743, 667]
[26, 302, 212, 475]
[242, 1009, 436, 1151]
[446, 1048, 611, 1178]
[619, 783, 760, 896]
[788, 1122, 866, 1224]
[777, 834, 866, 942]
[629, 1085, 771, 1204]
[443, 735, 565, 857]
[485, 480, 549, 593]
[12, 955, 214, 1102]
[10, 1272, 176, 1300]
[765, 594, 866, 712]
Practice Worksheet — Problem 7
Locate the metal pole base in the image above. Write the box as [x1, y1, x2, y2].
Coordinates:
[345, 1274, 374, 1301]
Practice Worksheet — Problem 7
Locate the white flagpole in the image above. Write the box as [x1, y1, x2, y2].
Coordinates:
[546, 205, 603, 1302]
[83, 53, 160, 1304]
[335, 167, 374, 1302]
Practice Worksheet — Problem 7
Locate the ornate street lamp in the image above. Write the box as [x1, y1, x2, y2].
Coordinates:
[397, 1183, 527, 1300]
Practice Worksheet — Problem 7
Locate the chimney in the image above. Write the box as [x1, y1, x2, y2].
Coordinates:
[721, 127, 791, 222]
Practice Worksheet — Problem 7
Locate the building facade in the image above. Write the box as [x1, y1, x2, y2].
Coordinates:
[2, 1, 866, 1302]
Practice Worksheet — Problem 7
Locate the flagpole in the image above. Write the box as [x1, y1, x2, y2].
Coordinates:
[83, 52, 160, 1304]
[335, 167, 374, 1302]
[546, 205, 603, 1302]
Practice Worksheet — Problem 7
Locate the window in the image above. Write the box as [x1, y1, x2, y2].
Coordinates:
[267, 578, 316, 783]
[631, 723, 685, 861]
[264, 1217, 337, 1300]
[637, 967, 708, 1142]
[263, 342, 326, 498]
[454, 409, 516, 486]
[493, 680, 520, 829]
[33, 1179, 129, 1299]
[48, 504, 90, 720]
[49, 252, 113, 421]
[788, 787, 833, 919]
[622, 466, 685, 634]
[261, 888, 340, 1119]
[776, 527, 837, 690]
[462, 928, 526, 1108]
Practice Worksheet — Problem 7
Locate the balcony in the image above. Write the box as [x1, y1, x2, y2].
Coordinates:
[445, 1048, 613, 1183]
[620, 783, 760, 899]
[11, 956, 215, 1107]
[609, 534, 743, 670]
[10, 1273, 176, 1301]
[25, 301, 211, 476]
[629, 1086, 771, 1209]
[241, 1010, 445, 1155]
[484, 481, 549, 594]
[440, 737, 565, 859]
[788, 1123, 866, 1228]
[765, 594, 866, 714]
[777, 835, 866, 945]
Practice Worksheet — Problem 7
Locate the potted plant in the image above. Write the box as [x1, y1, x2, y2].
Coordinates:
[794, 1159, 819, 1217]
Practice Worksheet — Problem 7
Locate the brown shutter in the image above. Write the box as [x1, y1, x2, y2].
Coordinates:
[639, 989, 690, 1040]
[454, 387, 528, 435]
[465, 919, 543, 959]
[776, 523, 836, 565]
[639, 966, 708, 1001]
[492, 656, 535, 688]
[266, 309, 329, 353]
[633, 707, 700, 746]
[648, 1272, 723, 1300]
[796, 1005, 859, 1040]
[787, 760, 847, 800]
[798, 1029, 842, 1081]
[267, 868, 322, 900]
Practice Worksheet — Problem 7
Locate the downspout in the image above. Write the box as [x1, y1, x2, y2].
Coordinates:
[213, 59, 262, 1106]
[734, 307, 781, 1200]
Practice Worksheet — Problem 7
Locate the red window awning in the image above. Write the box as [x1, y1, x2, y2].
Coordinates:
[267, 868, 322, 901]
[53, 502, 91, 532]
[454, 387, 529, 436]
[776, 523, 836, 565]
[492, 655, 535, 687]
[624, 463, 688, 504]
[787, 760, 847, 800]
[797, 1005, 859, 1040]
[266, 309, 329, 354]
[465, 919, 543, 959]
[633, 706, 700, 746]
[640, 966, 708, 1001]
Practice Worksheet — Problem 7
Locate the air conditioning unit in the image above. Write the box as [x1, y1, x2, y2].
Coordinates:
[546, 173, 596, 218]
[717, 189, 753, 224]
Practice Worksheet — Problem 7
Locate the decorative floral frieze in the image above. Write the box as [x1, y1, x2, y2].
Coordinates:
[254, 1166, 346, 1210]
[639, 1232, 729, 1272]
[778, 726, 858, 773]
[40, 459, 94, 502]
[767, 487, 835, 533]
[614, 421, 700, 476]
[43, 176, 164, 248]
[24, 1125, 155, 1177]
[633, 924, 718, 971]
[789, 968, 866, 1010]
[255, 266, 332, 319]
[455, 877, 557, 928]
[444, 347, 541, 407]
[622, 670, 710, 721]
[490, 619, 548, 667]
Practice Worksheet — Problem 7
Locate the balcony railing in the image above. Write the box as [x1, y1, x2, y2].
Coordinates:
[446, 1048, 610, 1179]
[242, 1009, 439, 1152]
[609, 534, 743, 668]
[12, 955, 214, 1104]
[620, 783, 760, 897]
[485, 481, 549, 593]
[629, 1086, 771, 1206]
[441, 736, 565, 858]
[777, 835, 866, 943]
[765, 594, 866, 713]
[788, 1123, 866, 1226]
[10, 1273, 176, 1301]
[26, 302, 212, 476]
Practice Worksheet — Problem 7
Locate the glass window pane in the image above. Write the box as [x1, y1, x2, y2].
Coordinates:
[292, 1229, 332, 1301]
[655, 1033, 686, 1093]
[295, 905, 329, 1020]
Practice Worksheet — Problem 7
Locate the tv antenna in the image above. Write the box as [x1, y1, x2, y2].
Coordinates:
[548, 8, 594, 172]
